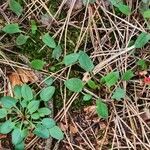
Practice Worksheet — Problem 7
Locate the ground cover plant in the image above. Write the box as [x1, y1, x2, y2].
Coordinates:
[1, 0, 150, 149]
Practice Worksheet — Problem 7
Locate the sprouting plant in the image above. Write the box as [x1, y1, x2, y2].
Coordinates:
[0, 84, 64, 150]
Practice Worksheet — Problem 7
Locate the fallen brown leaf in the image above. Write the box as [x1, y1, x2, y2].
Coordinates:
[8, 72, 23, 87]
[69, 124, 78, 134]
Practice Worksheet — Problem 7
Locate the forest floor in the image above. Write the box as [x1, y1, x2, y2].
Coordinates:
[1, 0, 150, 150]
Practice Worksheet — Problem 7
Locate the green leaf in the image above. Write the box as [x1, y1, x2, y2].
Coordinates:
[31, 59, 45, 70]
[9, 0, 23, 17]
[34, 124, 49, 138]
[16, 34, 29, 45]
[83, 94, 92, 101]
[78, 51, 94, 72]
[31, 20, 37, 34]
[112, 87, 125, 101]
[40, 86, 55, 101]
[0, 96, 17, 108]
[49, 126, 64, 140]
[20, 99, 28, 108]
[109, 0, 123, 7]
[42, 118, 56, 128]
[96, 100, 108, 119]
[38, 107, 51, 117]
[101, 71, 119, 87]
[44, 77, 54, 86]
[0, 108, 7, 119]
[65, 78, 83, 92]
[42, 33, 56, 48]
[31, 113, 40, 120]
[122, 70, 134, 81]
[2, 23, 21, 34]
[117, 4, 131, 15]
[52, 45, 62, 60]
[21, 84, 33, 101]
[135, 32, 150, 48]
[12, 128, 24, 145]
[137, 59, 148, 70]
[87, 80, 98, 89]
[143, 9, 150, 18]
[15, 141, 24, 150]
[27, 100, 40, 114]
[64, 53, 79, 66]
[14, 85, 22, 99]
[0, 120, 15, 134]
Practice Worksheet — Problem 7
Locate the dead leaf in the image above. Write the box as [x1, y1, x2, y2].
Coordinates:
[69, 124, 78, 134]
[8, 72, 23, 87]
[17, 68, 29, 83]
[8, 69, 38, 88]
[17, 68, 38, 83]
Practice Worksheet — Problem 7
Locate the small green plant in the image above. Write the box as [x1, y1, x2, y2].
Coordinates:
[0, 84, 63, 149]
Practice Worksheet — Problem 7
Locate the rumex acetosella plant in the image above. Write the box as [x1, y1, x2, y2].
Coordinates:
[0, 84, 64, 150]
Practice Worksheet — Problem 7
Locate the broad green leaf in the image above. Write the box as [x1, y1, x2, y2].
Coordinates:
[0, 108, 7, 119]
[31, 20, 37, 34]
[34, 124, 49, 138]
[31, 113, 40, 120]
[40, 86, 55, 101]
[12, 128, 24, 145]
[134, 32, 150, 48]
[87, 80, 98, 89]
[42, 33, 56, 48]
[52, 45, 62, 60]
[101, 71, 119, 87]
[9, 0, 23, 17]
[96, 100, 108, 119]
[118, 4, 131, 15]
[16, 34, 29, 45]
[38, 107, 51, 117]
[65, 78, 83, 92]
[112, 87, 125, 101]
[2, 23, 21, 34]
[15, 141, 24, 150]
[78, 51, 94, 72]
[49, 126, 64, 140]
[27, 100, 40, 114]
[0, 96, 17, 108]
[83, 94, 92, 101]
[137, 59, 148, 70]
[42, 118, 56, 128]
[14, 85, 22, 99]
[21, 84, 33, 101]
[44, 77, 53, 86]
[143, 9, 150, 18]
[31, 59, 45, 70]
[122, 70, 134, 81]
[64, 53, 79, 66]
[0, 120, 15, 134]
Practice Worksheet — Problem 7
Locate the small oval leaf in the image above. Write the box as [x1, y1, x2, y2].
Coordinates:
[42, 33, 56, 48]
[40, 86, 55, 101]
[65, 78, 83, 92]
[96, 100, 108, 119]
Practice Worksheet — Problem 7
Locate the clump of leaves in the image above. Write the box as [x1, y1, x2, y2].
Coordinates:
[0, 84, 63, 149]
